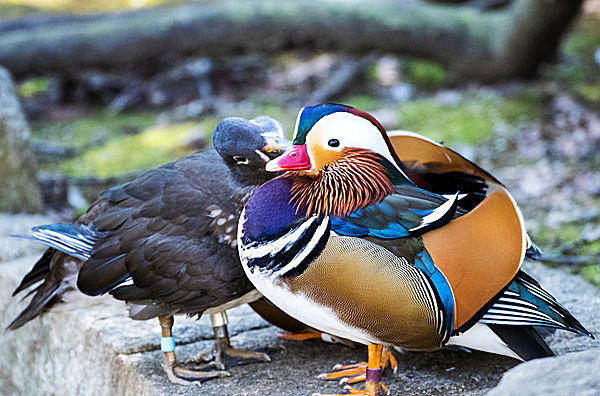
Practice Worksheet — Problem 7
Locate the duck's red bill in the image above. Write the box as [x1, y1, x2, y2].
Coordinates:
[266, 144, 311, 171]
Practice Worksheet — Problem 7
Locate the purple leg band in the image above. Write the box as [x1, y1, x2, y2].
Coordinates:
[366, 367, 382, 383]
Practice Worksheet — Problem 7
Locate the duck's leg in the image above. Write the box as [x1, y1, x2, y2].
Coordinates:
[364, 343, 387, 395]
[318, 346, 396, 386]
[209, 311, 271, 369]
[315, 343, 389, 396]
[159, 315, 230, 385]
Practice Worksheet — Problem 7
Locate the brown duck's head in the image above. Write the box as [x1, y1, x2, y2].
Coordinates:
[265, 104, 411, 218]
[212, 116, 290, 184]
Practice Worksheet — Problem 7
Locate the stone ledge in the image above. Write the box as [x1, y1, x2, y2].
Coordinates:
[0, 214, 598, 395]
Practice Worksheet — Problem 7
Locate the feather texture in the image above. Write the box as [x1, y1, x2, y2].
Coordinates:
[287, 148, 394, 218]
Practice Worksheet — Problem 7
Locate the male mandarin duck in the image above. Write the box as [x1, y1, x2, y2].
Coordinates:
[238, 104, 593, 395]
[9, 116, 289, 385]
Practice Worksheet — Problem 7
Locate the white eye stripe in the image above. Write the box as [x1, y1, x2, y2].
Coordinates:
[309, 112, 407, 174]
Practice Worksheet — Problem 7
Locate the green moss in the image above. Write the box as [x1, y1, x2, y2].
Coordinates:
[17, 77, 51, 98]
[0, 3, 39, 20]
[397, 91, 543, 145]
[495, 91, 545, 124]
[581, 265, 600, 288]
[61, 122, 207, 178]
[399, 99, 493, 144]
[532, 219, 600, 288]
[577, 81, 600, 102]
[32, 109, 156, 150]
[532, 224, 583, 255]
[403, 59, 447, 91]
[562, 17, 600, 59]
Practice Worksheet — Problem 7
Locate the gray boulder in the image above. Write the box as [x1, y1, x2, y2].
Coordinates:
[0, 66, 42, 213]
[488, 349, 600, 396]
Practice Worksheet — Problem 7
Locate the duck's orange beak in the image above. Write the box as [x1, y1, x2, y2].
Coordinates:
[266, 144, 311, 172]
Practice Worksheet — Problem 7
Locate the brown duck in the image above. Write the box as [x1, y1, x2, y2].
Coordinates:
[10, 116, 288, 385]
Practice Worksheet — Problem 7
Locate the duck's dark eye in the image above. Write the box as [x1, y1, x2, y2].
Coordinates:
[328, 139, 340, 147]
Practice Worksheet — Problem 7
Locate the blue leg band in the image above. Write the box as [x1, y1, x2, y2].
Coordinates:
[161, 336, 175, 353]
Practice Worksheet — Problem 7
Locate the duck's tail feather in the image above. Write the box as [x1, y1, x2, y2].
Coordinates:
[480, 270, 593, 338]
[12, 223, 106, 261]
[7, 252, 81, 330]
[12, 248, 55, 296]
[487, 324, 555, 360]
[7, 223, 102, 330]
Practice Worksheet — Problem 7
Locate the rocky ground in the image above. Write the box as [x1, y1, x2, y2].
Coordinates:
[0, 213, 598, 396]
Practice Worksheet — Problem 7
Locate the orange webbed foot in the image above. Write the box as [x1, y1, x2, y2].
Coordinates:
[315, 344, 391, 395]
[277, 330, 324, 341]
[318, 349, 397, 386]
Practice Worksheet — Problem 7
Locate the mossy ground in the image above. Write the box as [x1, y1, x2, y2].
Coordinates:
[396, 90, 544, 145]
[60, 122, 207, 178]
[533, 220, 600, 287]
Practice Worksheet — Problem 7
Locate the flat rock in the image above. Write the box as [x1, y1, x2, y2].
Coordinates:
[487, 349, 600, 396]
[0, 214, 598, 395]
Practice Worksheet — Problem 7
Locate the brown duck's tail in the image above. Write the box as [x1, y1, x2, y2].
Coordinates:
[7, 248, 81, 330]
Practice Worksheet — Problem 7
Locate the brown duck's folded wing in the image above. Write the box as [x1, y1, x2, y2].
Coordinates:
[77, 151, 253, 312]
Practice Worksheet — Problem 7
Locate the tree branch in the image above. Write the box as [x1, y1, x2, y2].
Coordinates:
[0, 0, 583, 82]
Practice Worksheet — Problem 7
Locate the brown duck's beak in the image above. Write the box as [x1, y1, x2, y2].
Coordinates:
[266, 144, 311, 172]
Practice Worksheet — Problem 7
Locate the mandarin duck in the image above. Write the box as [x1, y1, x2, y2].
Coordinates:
[238, 104, 593, 395]
[9, 116, 288, 385]
[274, 127, 548, 386]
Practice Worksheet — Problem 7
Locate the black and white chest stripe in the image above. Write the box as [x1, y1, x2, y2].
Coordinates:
[239, 214, 331, 279]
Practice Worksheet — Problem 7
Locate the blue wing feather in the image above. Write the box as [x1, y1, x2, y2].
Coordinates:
[331, 187, 460, 239]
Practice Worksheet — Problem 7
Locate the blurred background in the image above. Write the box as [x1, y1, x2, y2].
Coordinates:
[0, 0, 599, 287]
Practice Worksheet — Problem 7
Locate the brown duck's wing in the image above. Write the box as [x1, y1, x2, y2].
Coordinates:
[78, 151, 253, 310]
[388, 131, 501, 211]
[110, 234, 253, 316]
